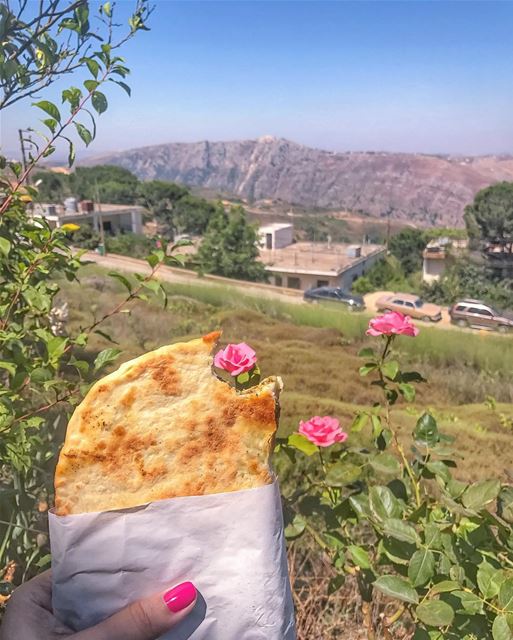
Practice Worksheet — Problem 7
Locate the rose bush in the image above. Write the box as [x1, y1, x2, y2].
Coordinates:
[277, 314, 513, 639]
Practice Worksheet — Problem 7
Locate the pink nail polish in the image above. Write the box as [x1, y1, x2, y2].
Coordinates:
[163, 582, 197, 613]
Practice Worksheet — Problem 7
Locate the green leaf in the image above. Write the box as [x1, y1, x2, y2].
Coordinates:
[408, 549, 435, 587]
[0, 361, 16, 376]
[287, 433, 317, 456]
[67, 138, 75, 167]
[383, 518, 420, 545]
[108, 272, 133, 293]
[430, 580, 460, 595]
[414, 413, 439, 448]
[416, 600, 455, 627]
[74, 122, 93, 146]
[370, 453, 401, 475]
[351, 412, 369, 433]
[85, 58, 100, 78]
[111, 79, 131, 96]
[103, 1, 112, 17]
[328, 574, 345, 595]
[359, 362, 377, 377]
[92, 91, 108, 114]
[382, 360, 399, 380]
[453, 590, 484, 615]
[0, 237, 11, 256]
[373, 575, 419, 604]
[42, 118, 58, 134]
[424, 523, 443, 549]
[369, 486, 401, 522]
[93, 348, 121, 372]
[326, 461, 362, 486]
[462, 479, 501, 511]
[477, 562, 501, 599]
[499, 578, 513, 612]
[492, 615, 513, 640]
[33, 100, 61, 122]
[358, 347, 375, 358]
[426, 460, 452, 483]
[348, 545, 371, 569]
[36, 554, 52, 568]
[47, 336, 68, 361]
[498, 486, 513, 524]
[399, 382, 416, 402]
[84, 79, 99, 93]
[284, 513, 306, 540]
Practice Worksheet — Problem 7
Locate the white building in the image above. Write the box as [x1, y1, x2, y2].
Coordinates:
[259, 240, 385, 291]
[258, 223, 294, 250]
[31, 200, 144, 235]
[422, 237, 467, 283]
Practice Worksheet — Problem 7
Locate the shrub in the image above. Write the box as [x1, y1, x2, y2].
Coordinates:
[278, 313, 513, 638]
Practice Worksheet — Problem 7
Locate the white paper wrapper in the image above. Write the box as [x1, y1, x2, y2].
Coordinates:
[49, 480, 296, 639]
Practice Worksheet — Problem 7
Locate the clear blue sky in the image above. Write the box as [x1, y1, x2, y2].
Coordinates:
[3, 0, 513, 158]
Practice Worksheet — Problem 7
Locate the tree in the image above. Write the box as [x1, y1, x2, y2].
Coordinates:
[137, 180, 189, 237]
[0, 0, 174, 592]
[173, 194, 216, 235]
[389, 228, 427, 275]
[464, 182, 513, 244]
[198, 204, 267, 282]
[32, 170, 70, 203]
[0, 0, 152, 110]
[70, 165, 140, 203]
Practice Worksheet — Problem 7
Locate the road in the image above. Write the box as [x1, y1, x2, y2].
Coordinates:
[84, 252, 502, 335]
[83, 251, 305, 305]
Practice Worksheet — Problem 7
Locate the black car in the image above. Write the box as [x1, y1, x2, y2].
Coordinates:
[303, 287, 365, 310]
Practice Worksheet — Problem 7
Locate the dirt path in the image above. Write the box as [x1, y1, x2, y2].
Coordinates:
[84, 252, 508, 336]
[83, 252, 305, 305]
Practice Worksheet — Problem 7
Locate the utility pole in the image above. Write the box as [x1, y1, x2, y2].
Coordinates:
[18, 129, 28, 173]
[386, 207, 392, 252]
[95, 180, 106, 254]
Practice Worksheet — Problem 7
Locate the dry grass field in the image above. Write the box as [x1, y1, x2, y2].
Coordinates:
[57, 265, 513, 638]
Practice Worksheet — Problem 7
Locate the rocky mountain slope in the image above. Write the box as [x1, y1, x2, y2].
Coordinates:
[86, 136, 513, 226]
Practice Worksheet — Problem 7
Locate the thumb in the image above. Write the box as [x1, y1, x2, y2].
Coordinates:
[73, 581, 197, 640]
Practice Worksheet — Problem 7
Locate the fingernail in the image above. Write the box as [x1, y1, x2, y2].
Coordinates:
[163, 582, 197, 613]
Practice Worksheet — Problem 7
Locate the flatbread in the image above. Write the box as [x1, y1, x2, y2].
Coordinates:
[54, 331, 282, 515]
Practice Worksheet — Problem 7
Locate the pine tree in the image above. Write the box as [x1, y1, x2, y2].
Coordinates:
[198, 204, 267, 281]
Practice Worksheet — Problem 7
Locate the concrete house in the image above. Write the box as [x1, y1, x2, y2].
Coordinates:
[258, 224, 385, 290]
[32, 200, 144, 235]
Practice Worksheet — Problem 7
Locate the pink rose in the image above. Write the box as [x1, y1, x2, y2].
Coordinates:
[366, 311, 419, 337]
[299, 416, 348, 448]
[214, 343, 257, 377]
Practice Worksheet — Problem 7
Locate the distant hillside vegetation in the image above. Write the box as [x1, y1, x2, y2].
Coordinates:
[84, 136, 513, 227]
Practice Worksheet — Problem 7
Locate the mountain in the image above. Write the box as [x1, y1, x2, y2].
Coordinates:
[85, 136, 513, 226]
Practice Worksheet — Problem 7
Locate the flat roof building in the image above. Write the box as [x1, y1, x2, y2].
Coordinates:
[259, 241, 385, 291]
[31, 201, 145, 235]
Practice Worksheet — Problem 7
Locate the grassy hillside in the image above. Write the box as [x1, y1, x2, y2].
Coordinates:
[59, 264, 513, 482]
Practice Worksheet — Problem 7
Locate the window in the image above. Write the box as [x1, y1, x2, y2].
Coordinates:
[414, 298, 424, 308]
[266, 233, 273, 250]
[468, 307, 493, 317]
[287, 277, 301, 289]
[455, 305, 466, 312]
[317, 280, 329, 288]
[275, 275, 282, 287]
[403, 301, 415, 309]
[392, 299, 404, 305]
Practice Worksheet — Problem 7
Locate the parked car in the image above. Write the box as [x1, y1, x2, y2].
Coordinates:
[303, 287, 365, 310]
[449, 299, 513, 332]
[375, 293, 442, 322]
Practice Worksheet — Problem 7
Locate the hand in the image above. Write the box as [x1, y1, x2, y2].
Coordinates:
[0, 570, 197, 640]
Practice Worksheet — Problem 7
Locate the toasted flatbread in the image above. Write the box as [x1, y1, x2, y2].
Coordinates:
[54, 331, 282, 515]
